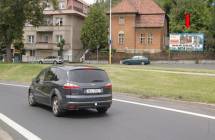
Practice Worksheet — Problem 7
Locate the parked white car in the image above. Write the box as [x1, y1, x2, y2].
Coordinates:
[38, 56, 64, 64]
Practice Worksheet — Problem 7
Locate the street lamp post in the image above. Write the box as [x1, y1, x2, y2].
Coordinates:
[109, 0, 112, 64]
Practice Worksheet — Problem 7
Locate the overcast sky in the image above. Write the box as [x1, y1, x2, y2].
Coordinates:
[84, 0, 96, 5]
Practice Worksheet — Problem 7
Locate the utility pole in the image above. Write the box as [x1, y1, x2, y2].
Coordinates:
[97, 45, 99, 63]
[109, 0, 112, 64]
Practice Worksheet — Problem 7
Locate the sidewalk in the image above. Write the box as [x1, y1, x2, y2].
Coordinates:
[0, 120, 26, 140]
[0, 128, 13, 140]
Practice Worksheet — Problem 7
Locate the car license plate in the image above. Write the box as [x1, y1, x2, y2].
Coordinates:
[85, 89, 103, 94]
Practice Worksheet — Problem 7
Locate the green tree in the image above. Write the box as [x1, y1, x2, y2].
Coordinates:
[81, 2, 108, 51]
[156, 0, 215, 51]
[206, 0, 215, 51]
[57, 38, 65, 57]
[13, 39, 25, 55]
[155, 0, 175, 15]
[169, 0, 211, 33]
[0, 0, 58, 62]
[94, 0, 122, 10]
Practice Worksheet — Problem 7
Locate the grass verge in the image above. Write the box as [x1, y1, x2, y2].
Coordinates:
[0, 63, 215, 103]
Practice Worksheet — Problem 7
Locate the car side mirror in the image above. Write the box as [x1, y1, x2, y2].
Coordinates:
[36, 78, 40, 83]
[33, 78, 40, 83]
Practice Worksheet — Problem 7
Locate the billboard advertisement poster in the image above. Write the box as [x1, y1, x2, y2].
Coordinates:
[169, 33, 204, 51]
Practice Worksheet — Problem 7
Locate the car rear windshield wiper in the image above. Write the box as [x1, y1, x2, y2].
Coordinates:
[91, 80, 104, 83]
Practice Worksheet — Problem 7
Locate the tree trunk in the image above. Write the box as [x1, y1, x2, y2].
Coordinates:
[5, 44, 13, 63]
[60, 46, 63, 57]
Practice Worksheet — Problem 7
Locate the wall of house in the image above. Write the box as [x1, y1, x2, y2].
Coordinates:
[112, 14, 136, 52]
[135, 28, 163, 53]
[111, 14, 166, 54]
[71, 15, 84, 50]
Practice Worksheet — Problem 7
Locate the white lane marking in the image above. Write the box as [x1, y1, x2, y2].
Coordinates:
[0, 83, 29, 88]
[0, 113, 42, 140]
[142, 69, 215, 77]
[1, 83, 215, 120]
[113, 99, 215, 120]
[120, 68, 215, 77]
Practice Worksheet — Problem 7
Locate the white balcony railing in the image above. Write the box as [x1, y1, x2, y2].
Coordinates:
[24, 43, 70, 50]
[24, 25, 72, 32]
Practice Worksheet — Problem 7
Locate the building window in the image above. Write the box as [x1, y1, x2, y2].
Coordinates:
[55, 17, 63, 26]
[140, 33, 146, 44]
[59, 1, 65, 9]
[118, 32, 125, 45]
[30, 50, 35, 56]
[147, 33, 153, 45]
[27, 35, 34, 43]
[119, 16, 125, 25]
[56, 35, 63, 43]
[44, 35, 49, 43]
[44, 17, 53, 26]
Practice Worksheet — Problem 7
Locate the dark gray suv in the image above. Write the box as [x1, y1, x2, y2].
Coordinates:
[28, 65, 112, 117]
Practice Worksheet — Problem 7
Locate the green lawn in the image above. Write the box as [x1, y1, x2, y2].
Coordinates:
[0, 63, 215, 103]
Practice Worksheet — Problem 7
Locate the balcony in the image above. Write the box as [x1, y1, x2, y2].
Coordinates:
[24, 43, 57, 50]
[24, 43, 70, 50]
[24, 25, 72, 32]
[36, 26, 54, 32]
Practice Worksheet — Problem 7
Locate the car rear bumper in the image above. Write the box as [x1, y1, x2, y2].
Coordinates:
[62, 94, 112, 110]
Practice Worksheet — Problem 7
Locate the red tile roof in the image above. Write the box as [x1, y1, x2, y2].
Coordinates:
[111, 0, 138, 14]
[112, 0, 165, 14]
[136, 14, 165, 27]
[111, 0, 165, 27]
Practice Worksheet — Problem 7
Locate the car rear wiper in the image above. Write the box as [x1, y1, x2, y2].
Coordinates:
[91, 80, 104, 83]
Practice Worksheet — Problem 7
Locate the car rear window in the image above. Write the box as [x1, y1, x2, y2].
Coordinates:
[69, 69, 109, 83]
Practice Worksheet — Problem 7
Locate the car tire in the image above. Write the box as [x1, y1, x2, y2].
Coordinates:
[39, 61, 43, 64]
[53, 61, 57, 65]
[28, 91, 37, 106]
[52, 96, 64, 117]
[141, 62, 145, 65]
[97, 108, 108, 114]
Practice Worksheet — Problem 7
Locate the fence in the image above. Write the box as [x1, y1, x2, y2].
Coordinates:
[85, 51, 215, 63]
[22, 55, 73, 63]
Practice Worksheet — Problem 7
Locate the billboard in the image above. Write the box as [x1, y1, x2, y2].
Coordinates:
[169, 33, 204, 51]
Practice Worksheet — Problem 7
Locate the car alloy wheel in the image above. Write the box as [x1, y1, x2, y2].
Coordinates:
[52, 96, 63, 117]
[39, 61, 43, 64]
[141, 62, 145, 65]
[28, 91, 37, 106]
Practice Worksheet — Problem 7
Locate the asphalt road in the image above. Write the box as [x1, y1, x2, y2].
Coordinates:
[0, 84, 215, 140]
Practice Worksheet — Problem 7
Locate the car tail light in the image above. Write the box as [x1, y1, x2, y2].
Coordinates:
[63, 83, 80, 89]
[105, 83, 112, 89]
